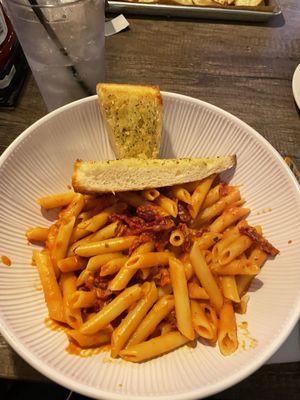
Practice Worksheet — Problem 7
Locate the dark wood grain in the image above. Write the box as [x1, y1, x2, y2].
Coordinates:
[0, 0, 299, 396]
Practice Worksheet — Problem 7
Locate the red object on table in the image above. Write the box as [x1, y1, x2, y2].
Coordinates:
[0, 3, 28, 107]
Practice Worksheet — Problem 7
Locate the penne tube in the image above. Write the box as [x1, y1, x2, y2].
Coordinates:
[120, 331, 190, 363]
[180, 254, 194, 281]
[68, 221, 120, 255]
[111, 282, 158, 357]
[169, 230, 185, 247]
[80, 284, 143, 335]
[108, 242, 155, 292]
[191, 300, 218, 341]
[195, 232, 222, 250]
[57, 255, 87, 273]
[100, 257, 128, 276]
[212, 224, 244, 261]
[190, 242, 223, 313]
[169, 257, 195, 340]
[70, 203, 126, 242]
[61, 272, 82, 329]
[236, 246, 267, 296]
[169, 186, 192, 204]
[208, 207, 250, 233]
[26, 227, 49, 242]
[218, 301, 238, 356]
[60, 193, 85, 220]
[68, 330, 111, 348]
[220, 276, 240, 303]
[211, 259, 260, 275]
[140, 268, 150, 280]
[127, 295, 175, 347]
[69, 290, 97, 309]
[46, 223, 59, 251]
[35, 251, 65, 323]
[193, 189, 241, 227]
[188, 282, 209, 300]
[201, 184, 221, 209]
[142, 189, 160, 201]
[234, 294, 250, 314]
[37, 192, 75, 209]
[126, 252, 170, 270]
[51, 216, 76, 276]
[155, 194, 178, 218]
[87, 252, 122, 274]
[188, 174, 216, 219]
[218, 235, 253, 265]
[75, 236, 137, 257]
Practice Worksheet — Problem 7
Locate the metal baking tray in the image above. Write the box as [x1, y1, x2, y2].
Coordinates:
[107, 0, 281, 22]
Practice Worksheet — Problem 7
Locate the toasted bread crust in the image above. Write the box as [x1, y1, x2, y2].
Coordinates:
[72, 156, 236, 194]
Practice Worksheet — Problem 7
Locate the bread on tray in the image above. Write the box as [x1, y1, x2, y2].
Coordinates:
[72, 156, 236, 194]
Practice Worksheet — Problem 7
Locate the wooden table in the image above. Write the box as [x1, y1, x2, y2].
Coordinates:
[0, 0, 299, 398]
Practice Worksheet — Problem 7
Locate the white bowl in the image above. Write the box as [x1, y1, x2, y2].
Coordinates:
[0, 93, 299, 400]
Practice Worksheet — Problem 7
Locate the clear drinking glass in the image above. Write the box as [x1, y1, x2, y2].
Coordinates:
[3, 0, 105, 111]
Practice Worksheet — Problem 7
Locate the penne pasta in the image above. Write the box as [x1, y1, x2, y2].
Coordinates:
[35, 251, 65, 323]
[236, 246, 267, 296]
[169, 186, 192, 204]
[208, 207, 250, 233]
[80, 284, 143, 335]
[169, 257, 195, 340]
[75, 236, 137, 257]
[68, 221, 120, 255]
[127, 295, 175, 347]
[218, 301, 238, 356]
[195, 232, 222, 250]
[51, 216, 76, 276]
[70, 203, 127, 242]
[188, 174, 216, 219]
[218, 235, 253, 265]
[142, 189, 160, 201]
[29, 172, 279, 361]
[85, 252, 122, 273]
[108, 242, 155, 292]
[69, 290, 97, 309]
[120, 331, 190, 362]
[211, 259, 260, 275]
[37, 192, 75, 209]
[191, 300, 218, 341]
[126, 252, 170, 270]
[68, 330, 111, 348]
[220, 276, 240, 303]
[201, 184, 221, 209]
[61, 272, 82, 329]
[190, 242, 223, 313]
[193, 189, 241, 227]
[180, 254, 194, 281]
[169, 229, 185, 247]
[26, 227, 49, 242]
[155, 194, 178, 218]
[57, 255, 87, 273]
[111, 282, 158, 357]
[100, 256, 128, 276]
[188, 282, 209, 300]
[61, 193, 85, 220]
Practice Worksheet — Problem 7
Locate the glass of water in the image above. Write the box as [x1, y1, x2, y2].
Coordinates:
[3, 0, 105, 111]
